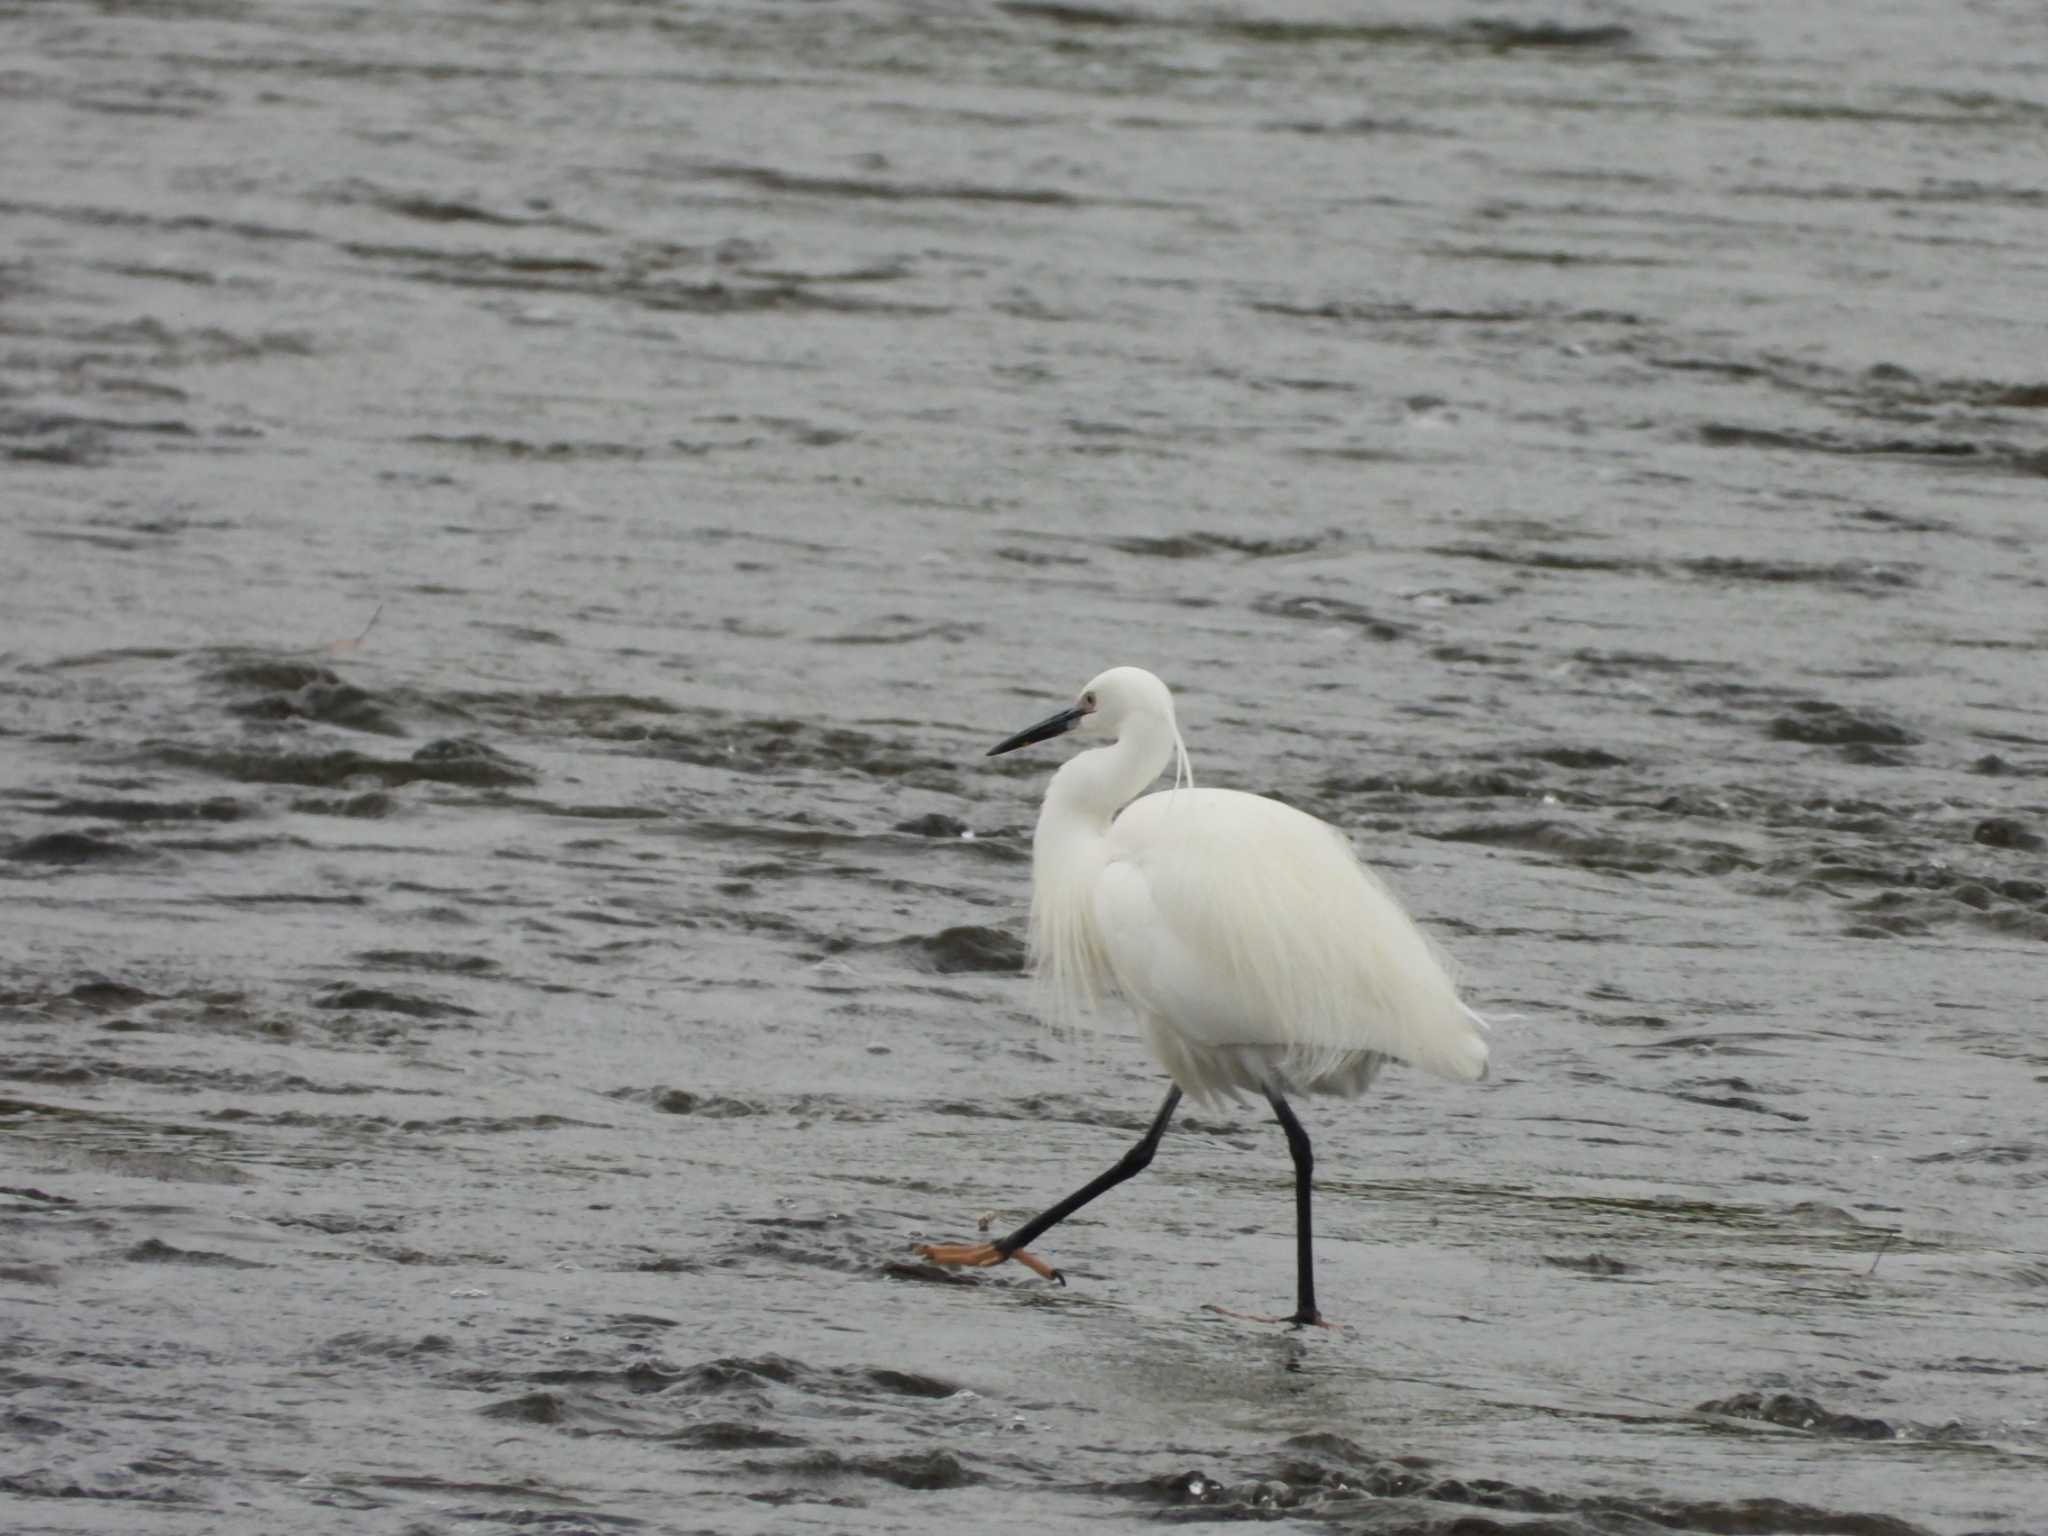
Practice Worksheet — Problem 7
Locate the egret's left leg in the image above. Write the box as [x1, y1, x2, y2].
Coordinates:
[916, 1086, 1183, 1286]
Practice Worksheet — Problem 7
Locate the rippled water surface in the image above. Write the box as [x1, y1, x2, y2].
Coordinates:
[5, 2, 2047, 1532]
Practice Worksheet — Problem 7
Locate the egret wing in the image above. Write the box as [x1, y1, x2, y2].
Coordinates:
[1095, 788, 1486, 1083]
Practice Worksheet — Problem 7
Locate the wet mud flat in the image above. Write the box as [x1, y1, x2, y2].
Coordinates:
[5, 0, 2048, 1533]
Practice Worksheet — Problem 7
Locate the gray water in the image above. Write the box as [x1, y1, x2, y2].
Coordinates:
[4, 1, 2047, 1531]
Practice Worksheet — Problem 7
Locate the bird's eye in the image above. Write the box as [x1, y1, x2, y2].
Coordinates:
[1083, 691, 1097, 708]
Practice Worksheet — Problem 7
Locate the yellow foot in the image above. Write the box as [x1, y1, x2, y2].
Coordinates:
[914, 1239, 1064, 1285]
[1202, 1303, 1339, 1329]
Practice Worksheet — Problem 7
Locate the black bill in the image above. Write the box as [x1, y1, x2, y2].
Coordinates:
[987, 703, 1087, 757]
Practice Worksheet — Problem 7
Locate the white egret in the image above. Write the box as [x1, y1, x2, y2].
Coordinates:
[916, 666, 1488, 1326]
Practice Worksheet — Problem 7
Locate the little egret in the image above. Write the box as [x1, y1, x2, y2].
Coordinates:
[916, 666, 1487, 1327]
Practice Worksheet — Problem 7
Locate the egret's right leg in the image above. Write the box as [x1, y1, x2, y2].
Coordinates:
[1202, 1089, 1338, 1328]
[915, 1085, 1183, 1285]
[1267, 1090, 1326, 1327]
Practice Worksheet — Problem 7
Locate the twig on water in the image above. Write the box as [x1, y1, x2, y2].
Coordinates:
[1866, 1229, 1898, 1277]
[326, 602, 384, 655]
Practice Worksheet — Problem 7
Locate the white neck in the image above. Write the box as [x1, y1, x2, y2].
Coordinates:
[1022, 705, 1182, 1023]
[1041, 713, 1178, 836]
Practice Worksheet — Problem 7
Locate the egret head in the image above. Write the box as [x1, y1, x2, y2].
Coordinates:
[987, 667, 1177, 756]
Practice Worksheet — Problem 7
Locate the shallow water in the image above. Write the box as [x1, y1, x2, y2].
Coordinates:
[4, 1, 2047, 1532]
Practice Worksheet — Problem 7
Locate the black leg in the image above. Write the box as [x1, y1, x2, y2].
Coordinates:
[1265, 1089, 1321, 1327]
[992, 1086, 1183, 1278]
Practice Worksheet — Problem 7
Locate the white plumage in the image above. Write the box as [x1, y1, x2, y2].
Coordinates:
[912, 664, 1487, 1324]
[1020, 666, 1487, 1104]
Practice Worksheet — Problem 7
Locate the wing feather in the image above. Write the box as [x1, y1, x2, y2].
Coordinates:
[1091, 788, 1487, 1083]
